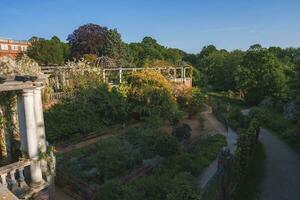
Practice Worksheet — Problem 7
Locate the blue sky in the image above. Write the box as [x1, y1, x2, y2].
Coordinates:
[0, 0, 299, 53]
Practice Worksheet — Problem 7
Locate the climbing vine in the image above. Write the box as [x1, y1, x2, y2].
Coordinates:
[0, 92, 21, 163]
[0, 56, 43, 164]
[234, 114, 262, 183]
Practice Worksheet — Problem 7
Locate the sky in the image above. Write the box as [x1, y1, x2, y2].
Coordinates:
[0, 0, 300, 53]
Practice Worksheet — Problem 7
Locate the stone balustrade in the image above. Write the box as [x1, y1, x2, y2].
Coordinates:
[0, 159, 48, 199]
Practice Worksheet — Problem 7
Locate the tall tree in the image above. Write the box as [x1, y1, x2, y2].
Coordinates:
[201, 50, 242, 91]
[237, 47, 287, 105]
[67, 23, 108, 59]
[27, 36, 69, 65]
[99, 29, 126, 66]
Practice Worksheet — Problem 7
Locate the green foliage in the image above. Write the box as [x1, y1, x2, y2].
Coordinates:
[44, 84, 128, 142]
[126, 127, 178, 158]
[92, 137, 142, 180]
[237, 48, 287, 105]
[153, 134, 178, 157]
[59, 127, 226, 200]
[200, 50, 242, 91]
[162, 135, 227, 176]
[232, 142, 266, 200]
[172, 123, 192, 141]
[234, 112, 262, 183]
[99, 29, 128, 67]
[128, 37, 184, 67]
[95, 172, 200, 200]
[27, 36, 69, 65]
[176, 87, 207, 117]
[257, 107, 300, 152]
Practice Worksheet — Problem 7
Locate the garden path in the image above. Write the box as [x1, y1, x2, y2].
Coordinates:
[259, 128, 300, 200]
[56, 123, 139, 154]
[54, 186, 75, 200]
[199, 106, 238, 188]
[241, 108, 300, 199]
[200, 106, 226, 135]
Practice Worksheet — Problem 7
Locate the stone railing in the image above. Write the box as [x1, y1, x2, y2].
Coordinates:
[0, 159, 48, 199]
[49, 91, 75, 101]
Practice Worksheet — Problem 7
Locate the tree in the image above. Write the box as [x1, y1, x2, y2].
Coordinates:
[289, 59, 300, 104]
[67, 23, 108, 59]
[27, 36, 69, 65]
[99, 29, 127, 66]
[128, 36, 184, 67]
[237, 48, 287, 105]
[201, 51, 234, 90]
[198, 45, 218, 60]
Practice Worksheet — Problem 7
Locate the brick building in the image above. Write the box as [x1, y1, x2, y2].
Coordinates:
[0, 38, 30, 59]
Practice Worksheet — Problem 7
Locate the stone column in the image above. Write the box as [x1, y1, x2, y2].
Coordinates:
[19, 89, 44, 187]
[119, 69, 122, 84]
[33, 87, 47, 153]
[17, 94, 27, 156]
[33, 87, 48, 174]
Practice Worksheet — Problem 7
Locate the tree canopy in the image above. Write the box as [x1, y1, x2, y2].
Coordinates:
[67, 23, 108, 59]
[27, 36, 69, 65]
[237, 47, 287, 105]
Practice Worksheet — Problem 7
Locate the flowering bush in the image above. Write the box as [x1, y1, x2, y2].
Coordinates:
[126, 70, 177, 120]
[63, 59, 103, 91]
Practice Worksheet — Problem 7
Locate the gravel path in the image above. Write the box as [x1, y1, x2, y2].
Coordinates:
[260, 128, 300, 200]
[199, 107, 238, 188]
[54, 186, 75, 200]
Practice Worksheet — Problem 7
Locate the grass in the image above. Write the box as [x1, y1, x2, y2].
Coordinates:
[232, 142, 266, 200]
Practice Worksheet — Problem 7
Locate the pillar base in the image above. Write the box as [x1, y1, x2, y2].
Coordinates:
[30, 179, 45, 189]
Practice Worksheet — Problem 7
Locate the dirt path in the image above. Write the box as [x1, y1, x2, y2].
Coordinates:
[259, 128, 300, 200]
[199, 106, 238, 188]
[200, 106, 227, 135]
[56, 124, 140, 154]
[54, 186, 75, 200]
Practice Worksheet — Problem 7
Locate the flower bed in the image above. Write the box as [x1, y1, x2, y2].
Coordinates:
[57, 127, 227, 200]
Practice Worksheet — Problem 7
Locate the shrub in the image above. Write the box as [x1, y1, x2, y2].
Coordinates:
[227, 108, 248, 130]
[176, 87, 206, 117]
[154, 134, 178, 157]
[172, 123, 192, 141]
[188, 134, 227, 160]
[126, 127, 178, 158]
[283, 128, 300, 143]
[44, 83, 128, 142]
[162, 153, 208, 176]
[91, 137, 142, 181]
[126, 127, 159, 158]
[95, 173, 200, 200]
[170, 110, 186, 125]
[165, 172, 200, 200]
[283, 101, 300, 122]
[126, 70, 177, 120]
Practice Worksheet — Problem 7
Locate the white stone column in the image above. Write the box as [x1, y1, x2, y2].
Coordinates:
[17, 94, 27, 155]
[33, 87, 48, 174]
[33, 87, 47, 153]
[20, 89, 44, 187]
[119, 69, 122, 84]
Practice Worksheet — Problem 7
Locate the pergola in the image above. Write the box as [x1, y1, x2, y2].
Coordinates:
[102, 66, 192, 85]
[0, 75, 49, 199]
